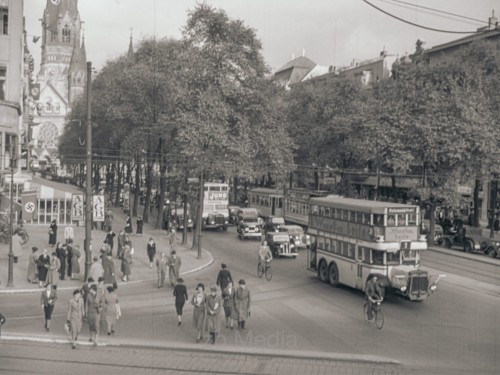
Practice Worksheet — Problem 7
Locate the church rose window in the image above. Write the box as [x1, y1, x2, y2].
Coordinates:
[39, 122, 59, 148]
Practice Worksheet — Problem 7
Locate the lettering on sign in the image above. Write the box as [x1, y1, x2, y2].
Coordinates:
[71, 194, 84, 221]
[385, 226, 418, 242]
[387, 207, 416, 215]
[207, 192, 228, 201]
[310, 216, 372, 241]
[93, 195, 105, 222]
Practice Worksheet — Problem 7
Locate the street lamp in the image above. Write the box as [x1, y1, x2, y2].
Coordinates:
[7, 144, 16, 287]
[84, 61, 93, 281]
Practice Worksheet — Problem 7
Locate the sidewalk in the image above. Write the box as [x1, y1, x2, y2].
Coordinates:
[0, 204, 213, 293]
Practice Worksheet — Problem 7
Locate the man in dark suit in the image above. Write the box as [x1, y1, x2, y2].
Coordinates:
[41, 283, 57, 331]
[104, 230, 116, 255]
[216, 263, 233, 291]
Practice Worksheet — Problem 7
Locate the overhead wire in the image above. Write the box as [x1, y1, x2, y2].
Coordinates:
[362, 0, 489, 34]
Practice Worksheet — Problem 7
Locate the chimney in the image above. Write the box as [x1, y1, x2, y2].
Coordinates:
[489, 10, 498, 29]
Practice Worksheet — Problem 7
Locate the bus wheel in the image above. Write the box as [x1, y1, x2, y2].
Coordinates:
[318, 260, 329, 283]
[328, 263, 339, 287]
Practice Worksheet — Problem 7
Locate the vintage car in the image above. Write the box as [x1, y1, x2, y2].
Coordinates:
[236, 208, 259, 225]
[279, 225, 311, 250]
[264, 216, 285, 234]
[171, 207, 194, 232]
[266, 232, 297, 258]
[237, 217, 262, 240]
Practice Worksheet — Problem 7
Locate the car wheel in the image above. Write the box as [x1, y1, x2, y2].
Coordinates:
[464, 241, 473, 253]
[488, 248, 497, 258]
[328, 263, 339, 287]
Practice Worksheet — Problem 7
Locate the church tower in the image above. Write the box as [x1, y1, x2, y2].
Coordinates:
[33, 0, 86, 151]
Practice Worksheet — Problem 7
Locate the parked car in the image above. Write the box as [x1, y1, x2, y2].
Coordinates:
[279, 225, 311, 250]
[266, 232, 297, 258]
[228, 205, 240, 225]
[237, 217, 262, 240]
[264, 216, 285, 234]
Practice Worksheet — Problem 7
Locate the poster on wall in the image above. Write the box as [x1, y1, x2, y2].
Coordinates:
[93, 195, 105, 222]
[71, 194, 84, 221]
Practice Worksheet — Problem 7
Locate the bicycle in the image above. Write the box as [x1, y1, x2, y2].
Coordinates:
[257, 259, 272, 281]
[364, 296, 384, 329]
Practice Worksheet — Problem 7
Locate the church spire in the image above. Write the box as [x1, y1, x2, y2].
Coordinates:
[128, 28, 134, 60]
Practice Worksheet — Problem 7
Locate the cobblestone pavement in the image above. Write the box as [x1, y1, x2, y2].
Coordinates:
[0, 340, 407, 375]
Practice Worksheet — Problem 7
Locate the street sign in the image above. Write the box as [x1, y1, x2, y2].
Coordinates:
[71, 194, 84, 221]
[93, 195, 105, 222]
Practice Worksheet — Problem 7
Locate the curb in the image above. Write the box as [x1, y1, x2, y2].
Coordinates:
[427, 245, 500, 266]
[0, 333, 401, 366]
[0, 249, 214, 295]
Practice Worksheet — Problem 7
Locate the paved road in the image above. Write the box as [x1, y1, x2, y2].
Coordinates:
[1, 227, 499, 374]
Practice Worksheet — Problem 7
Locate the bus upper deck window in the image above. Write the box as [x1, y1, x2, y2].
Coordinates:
[396, 214, 406, 226]
[387, 215, 396, 226]
[408, 213, 417, 225]
[373, 214, 383, 225]
[324, 207, 330, 217]
[342, 210, 349, 221]
[311, 205, 319, 215]
[362, 213, 370, 224]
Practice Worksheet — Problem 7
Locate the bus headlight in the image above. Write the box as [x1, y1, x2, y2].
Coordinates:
[400, 286, 407, 292]
[211, 221, 215, 225]
[225, 220, 228, 224]
[430, 285, 437, 291]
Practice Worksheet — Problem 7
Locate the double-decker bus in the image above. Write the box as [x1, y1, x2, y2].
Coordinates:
[248, 188, 284, 218]
[307, 196, 436, 301]
[202, 182, 229, 231]
[284, 189, 330, 227]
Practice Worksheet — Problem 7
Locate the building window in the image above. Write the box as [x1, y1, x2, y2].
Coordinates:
[0, 66, 6, 100]
[50, 30, 58, 42]
[0, 6, 8, 35]
[62, 26, 71, 43]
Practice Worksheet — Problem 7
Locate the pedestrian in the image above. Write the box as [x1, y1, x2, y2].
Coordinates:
[173, 278, 188, 326]
[55, 243, 67, 280]
[104, 229, 116, 255]
[48, 219, 57, 246]
[222, 281, 236, 329]
[66, 241, 73, 279]
[103, 253, 117, 289]
[104, 286, 119, 335]
[124, 216, 133, 235]
[234, 279, 251, 330]
[168, 227, 177, 251]
[27, 246, 39, 284]
[64, 225, 74, 245]
[191, 283, 207, 343]
[86, 284, 104, 345]
[37, 249, 50, 288]
[81, 277, 94, 315]
[206, 286, 222, 344]
[146, 237, 156, 269]
[46, 252, 60, 286]
[156, 252, 168, 288]
[121, 243, 133, 282]
[117, 230, 125, 259]
[168, 250, 181, 287]
[89, 256, 104, 282]
[136, 216, 143, 237]
[67, 289, 85, 349]
[216, 263, 233, 291]
[104, 210, 113, 232]
[41, 283, 57, 331]
[71, 245, 81, 280]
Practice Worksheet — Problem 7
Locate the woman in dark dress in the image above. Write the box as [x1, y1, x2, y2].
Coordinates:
[37, 249, 51, 288]
[146, 238, 156, 269]
[48, 220, 57, 246]
[136, 216, 143, 236]
[124, 216, 133, 234]
[173, 278, 188, 326]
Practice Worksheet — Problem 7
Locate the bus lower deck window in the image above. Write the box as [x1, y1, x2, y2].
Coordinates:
[372, 250, 384, 265]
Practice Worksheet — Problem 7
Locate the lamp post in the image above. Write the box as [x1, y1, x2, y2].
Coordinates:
[84, 61, 92, 281]
[7, 144, 16, 287]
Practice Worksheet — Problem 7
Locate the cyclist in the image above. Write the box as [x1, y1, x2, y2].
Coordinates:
[258, 240, 273, 271]
[365, 276, 383, 321]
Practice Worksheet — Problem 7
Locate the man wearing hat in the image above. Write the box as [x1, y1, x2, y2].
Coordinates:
[206, 286, 222, 344]
[234, 279, 251, 330]
[216, 263, 233, 291]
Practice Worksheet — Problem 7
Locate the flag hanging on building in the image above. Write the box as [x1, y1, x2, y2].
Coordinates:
[21, 190, 37, 222]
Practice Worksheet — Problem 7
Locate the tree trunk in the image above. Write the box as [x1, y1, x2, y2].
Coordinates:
[490, 179, 497, 239]
[473, 177, 480, 227]
[391, 175, 397, 200]
[133, 158, 140, 217]
[156, 164, 167, 229]
[142, 162, 153, 223]
[232, 176, 238, 204]
[126, 163, 132, 185]
[428, 201, 436, 246]
[115, 163, 123, 208]
[182, 191, 188, 245]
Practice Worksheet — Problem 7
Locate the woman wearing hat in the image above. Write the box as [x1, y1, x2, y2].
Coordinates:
[66, 289, 85, 349]
[206, 286, 222, 344]
[173, 278, 188, 325]
[191, 283, 207, 343]
[27, 247, 39, 284]
[86, 284, 104, 345]
[234, 279, 251, 330]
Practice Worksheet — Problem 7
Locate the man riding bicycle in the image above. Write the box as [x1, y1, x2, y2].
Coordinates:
[365, 276, 383, 321]
[258, 241, 273, 270]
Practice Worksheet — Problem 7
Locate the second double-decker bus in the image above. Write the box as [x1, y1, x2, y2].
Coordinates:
[307, 196, 437, 301]
[202, 182, 229, 231]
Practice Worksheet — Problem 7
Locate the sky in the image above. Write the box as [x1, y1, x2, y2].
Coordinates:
[23, 0, 499, 74]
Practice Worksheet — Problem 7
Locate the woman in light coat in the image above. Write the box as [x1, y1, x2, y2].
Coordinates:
[27, 247, 39, 283]
[46, 252, 60, 286]
[104, 286, 119, 335]
[191, 283, 207, 343]
[168, 251, 181, 287]
[234, 279, 251, 330]
[121, 244, 132, 282]
[70, 245, 81, 279]
[66, 289, 85, 349]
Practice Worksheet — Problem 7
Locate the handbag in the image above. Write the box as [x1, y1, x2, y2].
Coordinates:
[64, 322, 71, 333]
[116, 303, 122, 320]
